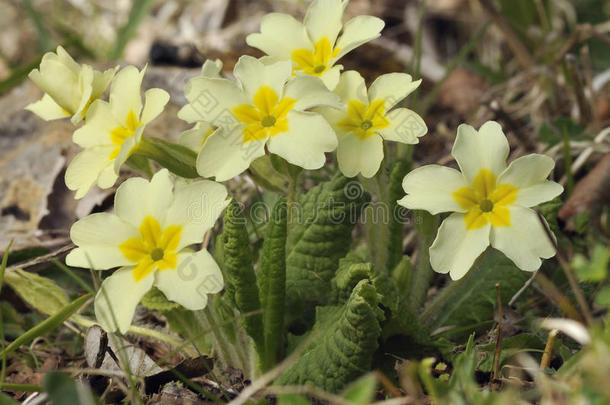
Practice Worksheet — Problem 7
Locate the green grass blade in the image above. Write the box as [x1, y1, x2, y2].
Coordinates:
[110, 0, 155, 60]
[24, 0, 52, 52]
[0, 293, 92, 359]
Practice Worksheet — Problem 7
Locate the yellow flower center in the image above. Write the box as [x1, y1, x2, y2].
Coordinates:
[232, 86, 296, 142]
[291, 37, 341, 76]
[452, 169, 518, 230]
[337, 99, 390, 140]
[119, 216, 182, 282]
[109, 109, 142, 159]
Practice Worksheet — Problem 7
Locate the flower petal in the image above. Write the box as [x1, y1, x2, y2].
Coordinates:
[91, 66, 118, 99]
[233, 56, 292, 101]
[498, 154, 563, 207]
[368, 73, 420, 111]
[179, 77, 247, 127]
[73, 100, 120, 148]
[140, 88, 170, 124]
[430, 213, 491, 280]
[179, 123, 217, 152]
[200, 59, 223, 77]
[66, 213, 139, 269]
[283, 75, 342, 111]
[378, 108, 427, 143]
[165, 179, 228, 249]
[112, 129, 141, 174]
[336, 132, 383, 178]
[335, 15, 385, 59]
[246, 13, 312, 60]
[28, 50, 82, 114]
[316, 65, 342, 90]
[154, 250, 224, 310]
[196, 128, 267, 181]
[490, 206, 556, 271]
[109, 66, 145, 121]
[267, 111, 337, 170]
[65, 147, 116, 199]
[398, 165, 469, 214]
[304, 0, 346, 47]
[25, 94, 70, 121]
[114, 169, 174, 228]
[333, 70, 368, 104]
[452, 121, 509, 183]
[94, 267, 155, 333]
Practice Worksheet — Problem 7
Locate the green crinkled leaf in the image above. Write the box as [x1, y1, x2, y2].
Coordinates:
[423, 249, 530, 341]
[278, 280, 383, 393]
[286, 173, 367, 329]
[258, 198, 287, 371]
[4, 269, 69, 316]
[387, 160, 410, 271]
[221, 199, 264, 356]
[330, 253, 399, 314]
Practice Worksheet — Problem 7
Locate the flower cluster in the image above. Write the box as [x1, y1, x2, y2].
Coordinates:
[27, 47, 169, 199]
[25, 0, 563, 335]
[180, 0, 426, 180]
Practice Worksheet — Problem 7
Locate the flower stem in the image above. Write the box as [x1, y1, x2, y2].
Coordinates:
[419, 269, 473, 327]
[409, 210, 438, 310]
[135, 136, 199, 178]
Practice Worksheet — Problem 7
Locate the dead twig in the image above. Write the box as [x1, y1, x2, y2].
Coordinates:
[478, 0, 534, 70]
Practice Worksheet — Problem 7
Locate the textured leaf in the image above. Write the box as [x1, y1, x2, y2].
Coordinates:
[387, 160, 410, 271]
[258, 197, 287, 371]
[4, 269, 69, 316]
[423, 249, 530, 341]
[278, 280, 383, 393]
[221, 199, 264, 356]
[286, 173, 367, 329]
[331, 253, 399, 314]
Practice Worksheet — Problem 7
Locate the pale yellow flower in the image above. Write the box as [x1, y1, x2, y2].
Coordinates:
[65, 65, 169, 199]
[178, 59, 222, 152]
[246, 0, 384, 89]
[26, 46, 116, 124]
[179, 56, 341, 181]
[398, 121, 563, 279]
[66, 169, 228, 333]
[318, 71, 427, 178]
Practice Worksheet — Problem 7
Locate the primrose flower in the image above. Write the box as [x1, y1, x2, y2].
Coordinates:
[398, 121, 563, 280]
[317, 71, 427, 178]
[66, 169, 228, 333]
[178, 59, 222, 152]
[178, 55, 341, 181]
[246, 0, 384, 89]
[26, 46, 117, 124]
[65, 65, 169, 199]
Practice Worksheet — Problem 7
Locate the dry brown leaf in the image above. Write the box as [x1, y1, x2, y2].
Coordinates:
[559, 153, 610, 228]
